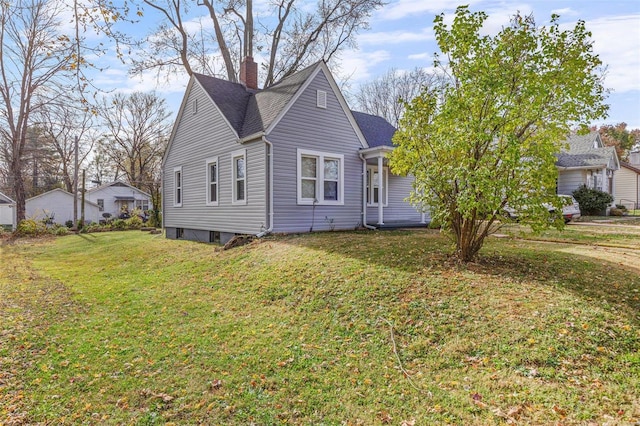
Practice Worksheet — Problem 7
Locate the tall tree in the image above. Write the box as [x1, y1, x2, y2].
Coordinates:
[35, 102, 96, 193]
[353, 67, 445, 127]
[97, 91, 171, 192]
[133, 0, 385, 87]
[591, 123, 640, 161]
[391, 7, 608, 262]
[0, 0, 73, 222]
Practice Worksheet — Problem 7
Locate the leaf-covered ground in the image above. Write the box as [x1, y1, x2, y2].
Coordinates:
[1, 229, 639, 425]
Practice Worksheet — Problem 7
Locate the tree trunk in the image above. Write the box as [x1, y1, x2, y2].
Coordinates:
[11, 156, 26, 223]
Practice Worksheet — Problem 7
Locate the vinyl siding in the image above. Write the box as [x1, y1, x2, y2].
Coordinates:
[85, 184, 152, 219]
[367, 174, 427, 223]
[557, 169, 586, 195]
[26, 190, 101, 225]
[269, 70, 364, 232]
[163, 82, 267, 235]
[615, 166, 640, 209]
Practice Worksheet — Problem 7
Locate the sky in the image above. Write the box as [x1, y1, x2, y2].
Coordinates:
[108, 0, 640, 129]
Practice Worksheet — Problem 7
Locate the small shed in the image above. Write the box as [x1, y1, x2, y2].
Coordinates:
[0, 191, 16, 231]
[26, 188, 101, 225]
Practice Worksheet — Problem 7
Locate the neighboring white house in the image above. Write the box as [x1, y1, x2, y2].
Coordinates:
[85, 181, 153, 220]
[556, 132, 620, 198]
[615, 152, 640, 210]
[26, 188, 102, 225]
[0, 191, 16, 231]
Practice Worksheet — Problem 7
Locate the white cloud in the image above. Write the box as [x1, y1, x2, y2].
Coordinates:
[550, 7, 579, 17]
[334, 50, 391, 84]
[407, 52, 432, 61]
[358, 27, 434, 45]
[587, 14, 640, 94]
[379, 0, 483, 20]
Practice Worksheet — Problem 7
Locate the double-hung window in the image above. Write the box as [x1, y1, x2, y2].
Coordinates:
[206, 157, 219, 206]
[135, 200, 149, 211]
[366, 166, 388, 206]
[232, 149, 246, 204]
[297, 149, 344, 205]
[174, 166, 183, 207]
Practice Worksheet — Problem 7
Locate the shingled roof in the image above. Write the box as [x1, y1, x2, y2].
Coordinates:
[193, 62, 320, 139]
[556, 131, 617, 169]
[351, 111, 396, 147]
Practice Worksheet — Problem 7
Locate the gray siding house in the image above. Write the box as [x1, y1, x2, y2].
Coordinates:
[556, 132, 619, 197]
[162, 59, 426, 244]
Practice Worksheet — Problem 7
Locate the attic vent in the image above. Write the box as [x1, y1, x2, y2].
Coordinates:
[316, 90, 327, 109]
[192, 99, 198, 114]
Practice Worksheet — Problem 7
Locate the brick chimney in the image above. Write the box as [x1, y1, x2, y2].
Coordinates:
[240, 56, 258, 90]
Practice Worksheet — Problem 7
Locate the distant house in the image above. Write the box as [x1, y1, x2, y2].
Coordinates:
[85, 181, 152, 220]
[162, 58, 427, 244]
[615, 152, 640, 210]
[556, 132, 620, 198]
[26, 188, 101, 225]
[0, 191, 16, 231]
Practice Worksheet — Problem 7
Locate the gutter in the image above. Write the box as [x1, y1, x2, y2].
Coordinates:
[239, 132, 265, 144]
[359, 153, 377, 230]
[255, 136, 274, 237]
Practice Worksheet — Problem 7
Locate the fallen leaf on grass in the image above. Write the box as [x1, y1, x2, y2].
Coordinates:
[376, 410, 392, 424]
[152, 392, 174, 402]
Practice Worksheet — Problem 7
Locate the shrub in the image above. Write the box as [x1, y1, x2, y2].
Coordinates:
[111, 219, 127, 230]
[65, 220, 73, 228]
[52, 226, 70, 236]
[16, 219, 47, 236]
[147, 211, 162, 228]
[125, 214, 143, 229]
[610, 208, 627, 216]
[572, 185, 613, 215]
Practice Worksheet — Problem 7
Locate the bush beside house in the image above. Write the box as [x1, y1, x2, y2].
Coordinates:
[572, 185, 614, 215]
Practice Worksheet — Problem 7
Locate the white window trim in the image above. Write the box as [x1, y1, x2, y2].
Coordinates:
[231, 149, 247, 205]
[173, 166, 183, 207]
[366, 166, 388, 207]
[205, 156, 219, 206]
[297, 148, 344, 205]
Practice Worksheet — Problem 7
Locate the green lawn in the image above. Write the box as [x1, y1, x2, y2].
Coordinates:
[1, 229, 639, 425]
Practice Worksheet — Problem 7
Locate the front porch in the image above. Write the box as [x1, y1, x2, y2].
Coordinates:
[360, 146, 429, 227]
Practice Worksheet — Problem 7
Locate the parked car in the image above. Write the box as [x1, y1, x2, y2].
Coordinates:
[557, 194, 581, 223]
[504, 195, 581, 223]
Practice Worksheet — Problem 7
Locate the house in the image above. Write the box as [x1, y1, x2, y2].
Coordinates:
[0, 191, 16, 231]
[26, 188, 101, 225]
[614, 151, 640, 210]
[85, 181, 153, 220]
[162, 58, 426, 244]
[556, 132, 620, 199]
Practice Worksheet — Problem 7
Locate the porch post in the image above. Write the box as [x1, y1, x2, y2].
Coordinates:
[377, 155, 384, 225]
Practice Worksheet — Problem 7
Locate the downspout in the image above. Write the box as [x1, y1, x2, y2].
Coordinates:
[359, 153, 376, 230]
[161, 169, 165, 235]
[256, 137, 274, 237]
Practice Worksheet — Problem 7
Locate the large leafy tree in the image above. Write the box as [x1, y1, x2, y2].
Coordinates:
[591, 123, 640, 161]
[391, 6, 608, 262]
